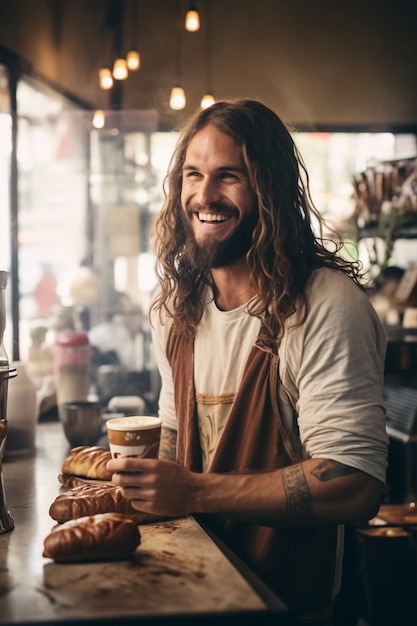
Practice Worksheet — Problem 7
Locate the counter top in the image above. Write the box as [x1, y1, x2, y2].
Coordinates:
[0, 423, 291, 625]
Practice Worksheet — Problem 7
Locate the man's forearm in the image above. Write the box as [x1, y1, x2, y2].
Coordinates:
[162, 438, 385, 524]
[191, 458, 384, 526]
[115, 431, 383, 525]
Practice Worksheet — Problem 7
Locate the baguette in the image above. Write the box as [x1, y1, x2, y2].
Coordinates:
[49, 483, 164, 525]
[58, 474, 108, 488]
[49, 483, 139, 523]
[43, 512, 141, 562]
[61, 446, 112, 481]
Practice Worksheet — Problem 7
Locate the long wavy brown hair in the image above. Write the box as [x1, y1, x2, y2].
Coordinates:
[151, 99, 365, 341]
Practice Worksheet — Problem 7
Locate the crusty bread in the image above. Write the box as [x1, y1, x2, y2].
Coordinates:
[49, 483, 164, 525]
[49, 483, 138, 523]
[58, 474, 108, 488]
[43, 512, 141, 562]
[61, 446, 112, 481]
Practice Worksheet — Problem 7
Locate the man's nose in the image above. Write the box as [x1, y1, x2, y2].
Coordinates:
[195, 177, 221, 205]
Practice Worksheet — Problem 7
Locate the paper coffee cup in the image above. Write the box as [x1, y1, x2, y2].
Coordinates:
[106, 415, 162, 459]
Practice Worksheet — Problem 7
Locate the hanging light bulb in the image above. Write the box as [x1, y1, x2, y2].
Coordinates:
[126, 50, 141, 71]
[92, 110, 106, 129]
[112, 58, 128, 80]
[170, 86, 186, 110]
[200, 93, 215, 109]
[185, 6, 200, 32]
[200, 2, 214, 110]
[98, 68, 114, 90]
[171, 2, 186, 111]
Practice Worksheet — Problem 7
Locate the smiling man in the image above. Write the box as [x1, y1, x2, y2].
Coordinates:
[180, 125, 258, 274]
[108, 99, 388, 625]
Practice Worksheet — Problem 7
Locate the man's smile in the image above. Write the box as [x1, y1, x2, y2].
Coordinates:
[197, 212, 231, 223]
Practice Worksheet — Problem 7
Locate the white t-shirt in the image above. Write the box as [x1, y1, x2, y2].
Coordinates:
[151, 267, 388, 484]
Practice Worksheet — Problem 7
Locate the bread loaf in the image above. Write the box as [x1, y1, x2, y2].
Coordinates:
[43, 512, 141, 562]
[49, 482, 164, 525]
[58, 474, 106, 488]
[49, 483, 138, 523]
[61, 445, 112, 481]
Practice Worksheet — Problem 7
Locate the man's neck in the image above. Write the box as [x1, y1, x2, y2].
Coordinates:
[211, 261, 256, 311]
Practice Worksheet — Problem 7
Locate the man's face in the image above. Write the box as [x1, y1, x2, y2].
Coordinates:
[180, 124, 258, 269]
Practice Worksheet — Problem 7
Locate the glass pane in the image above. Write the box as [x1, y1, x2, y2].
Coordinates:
[0, 64, 12, 358]
[16, 77, 87, 363]
[87, 114, 176, 410]
[294, 132, 416, 234]
[293, 131, 417, 273]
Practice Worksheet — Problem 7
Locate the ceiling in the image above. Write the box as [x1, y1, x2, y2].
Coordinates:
[0, 0, 417, 130]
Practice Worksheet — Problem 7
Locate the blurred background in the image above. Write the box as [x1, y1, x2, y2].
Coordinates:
[0, 5, 416, 623]
[0, 0, 416, 414]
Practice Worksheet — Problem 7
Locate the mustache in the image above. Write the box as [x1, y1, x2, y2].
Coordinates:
[186, 201, 240, 218]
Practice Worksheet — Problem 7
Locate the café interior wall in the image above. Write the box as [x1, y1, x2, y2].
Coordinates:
[0, 0, 416, 129]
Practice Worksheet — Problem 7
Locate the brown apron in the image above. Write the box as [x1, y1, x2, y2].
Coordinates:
[167, 327, 338, 619]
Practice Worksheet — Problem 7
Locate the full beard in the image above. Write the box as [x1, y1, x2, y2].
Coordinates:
[181, 203, 259, 271]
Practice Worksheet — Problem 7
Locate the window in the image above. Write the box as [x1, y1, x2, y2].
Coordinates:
[294, 131, 417, 274]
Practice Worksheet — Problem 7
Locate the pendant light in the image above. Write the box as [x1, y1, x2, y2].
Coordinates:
[92, 110, 106, 129]
[200, 0, 215, 109]
[126, 1, 141, 71]
[201, 93, 215, 109]
[98, 15, 114, 90]
[170, 86, 186, 110]
[185, 4, 200, 32]
[170, 0, 186, 111]
[99, 67, 114, 90]
[126, 50, 140, 71]
[112, 57, 128, 80]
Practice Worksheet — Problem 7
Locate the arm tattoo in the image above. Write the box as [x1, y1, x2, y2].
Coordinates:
[282, 464, 313, 519]
[311, 459, 358, 481]
[158, 427, 177, 462]
[282, 460, 358, 522]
